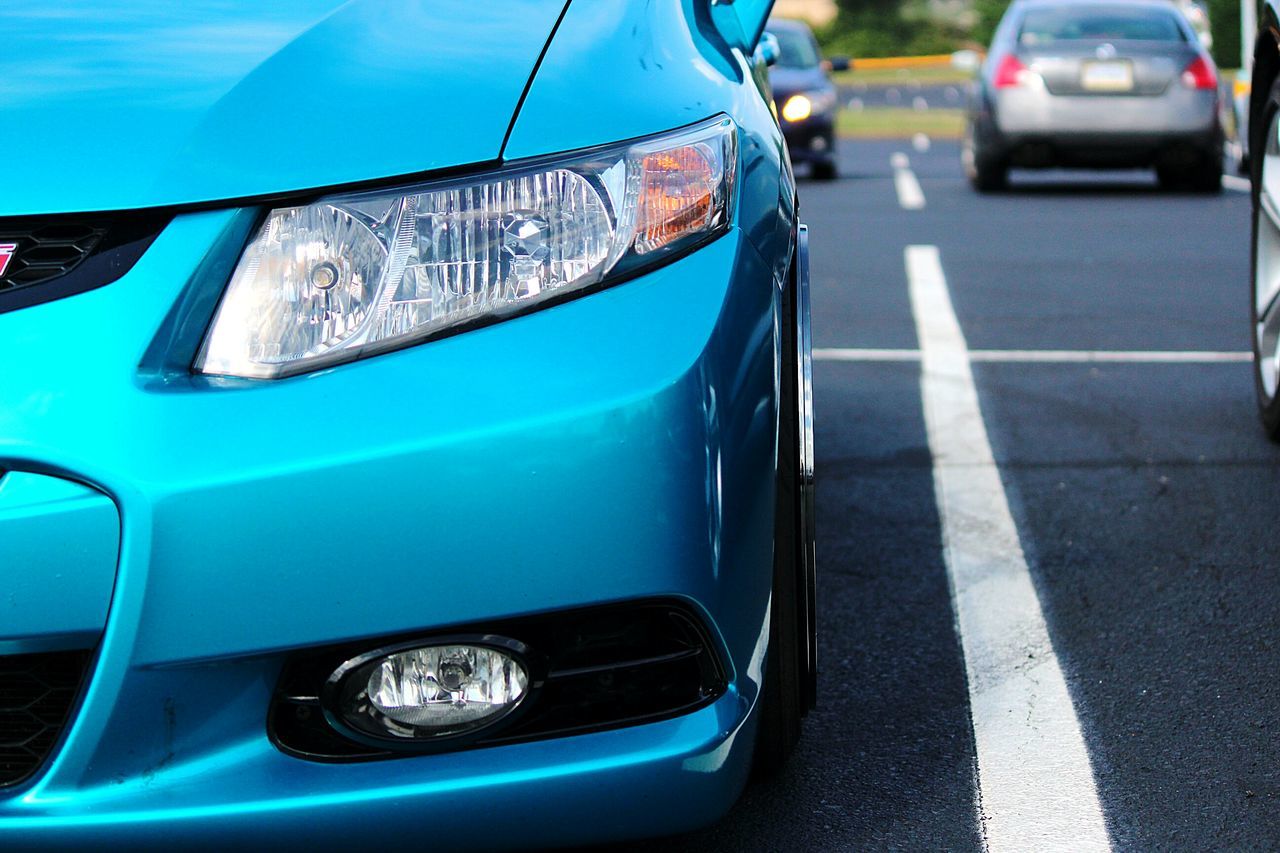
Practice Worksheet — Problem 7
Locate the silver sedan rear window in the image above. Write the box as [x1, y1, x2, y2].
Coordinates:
[1019, 5, 1187, 45]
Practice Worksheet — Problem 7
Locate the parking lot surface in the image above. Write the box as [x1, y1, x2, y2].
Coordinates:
[607, 139, 1277, 850]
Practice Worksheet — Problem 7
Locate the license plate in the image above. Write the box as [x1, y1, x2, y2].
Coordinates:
[1081, 61, 1134, 92]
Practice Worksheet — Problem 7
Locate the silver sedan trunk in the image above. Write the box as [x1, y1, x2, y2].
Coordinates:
[998, 41, 1214, 135]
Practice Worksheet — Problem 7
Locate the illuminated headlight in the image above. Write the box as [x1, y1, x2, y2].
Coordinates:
[196, 116, 736, 379]
[326, 640, 531, 741]
[781, 90, 836, 123]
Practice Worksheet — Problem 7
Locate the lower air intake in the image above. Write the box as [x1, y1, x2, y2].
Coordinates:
[0, 650, 91, 788]
[271, 600, 727, 761]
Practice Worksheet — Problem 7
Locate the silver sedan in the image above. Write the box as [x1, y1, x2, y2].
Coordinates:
[964, 0, 1223, 191]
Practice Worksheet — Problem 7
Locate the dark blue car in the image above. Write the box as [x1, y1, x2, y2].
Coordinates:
[766, 18, 846, 180]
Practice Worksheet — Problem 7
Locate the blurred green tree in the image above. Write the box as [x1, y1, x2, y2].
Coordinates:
[1206, 0, 1242, 69]
[824, 0, 965, 56]
[971, 0, 1011, 47]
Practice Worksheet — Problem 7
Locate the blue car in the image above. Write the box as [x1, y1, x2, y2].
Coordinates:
[0, 0, 814, 847]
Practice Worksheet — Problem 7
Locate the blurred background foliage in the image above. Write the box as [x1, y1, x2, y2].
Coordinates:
[816, 0, 1246, 68]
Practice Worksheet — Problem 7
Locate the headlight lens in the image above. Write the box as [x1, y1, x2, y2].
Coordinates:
[781, 89, 837, 123]
[197, 116, 736, 379]
[781, 94, 812, 122]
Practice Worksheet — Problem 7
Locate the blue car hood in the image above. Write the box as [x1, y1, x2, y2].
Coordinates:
[0, 1, 567, 216]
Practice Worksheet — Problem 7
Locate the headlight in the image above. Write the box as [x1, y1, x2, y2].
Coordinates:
[781, 94, 812, 122]
[781, 90, 836, 123]
[196, 116, 736, 379]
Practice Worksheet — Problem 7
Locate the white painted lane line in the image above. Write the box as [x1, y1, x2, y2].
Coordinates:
[816, 347, 924, 362]
[814, 347, 1251, 363]
[892, 152, 926, 210]
[906, 245, 1111, 852]
[968, 349, 1248, 363]
[1223, 174, 1251, 193]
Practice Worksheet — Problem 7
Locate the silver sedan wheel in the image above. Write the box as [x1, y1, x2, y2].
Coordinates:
[1255, 108, 1280, 400]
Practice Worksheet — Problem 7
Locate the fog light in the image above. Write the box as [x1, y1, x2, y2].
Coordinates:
[325, 639, 531, 742]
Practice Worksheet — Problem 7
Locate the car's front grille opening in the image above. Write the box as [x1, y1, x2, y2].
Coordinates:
[0, 221, 108, 291]
[270, 600, 727, 762]
[0, 211, 169, 313]
[0, 650, 92, 788]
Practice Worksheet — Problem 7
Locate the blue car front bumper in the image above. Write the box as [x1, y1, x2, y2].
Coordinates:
[0, 208, 781, 846]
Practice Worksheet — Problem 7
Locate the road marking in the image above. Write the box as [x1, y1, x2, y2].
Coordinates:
[906, 245, 1111, 852]
[892, 153, 926, 210]
[1222, 174, 1251, 193]
[817, 347, 926, 362]
[814, 347, 1250, 363]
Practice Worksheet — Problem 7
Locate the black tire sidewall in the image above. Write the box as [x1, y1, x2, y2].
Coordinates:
[812, 159, 838, 181]
[753, 244, 806, 776]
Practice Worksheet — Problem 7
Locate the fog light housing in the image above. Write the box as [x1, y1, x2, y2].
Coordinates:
[324, 638, 532, 742]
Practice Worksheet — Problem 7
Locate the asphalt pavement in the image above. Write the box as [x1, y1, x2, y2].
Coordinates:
[605, 138, 1278, 850]
[838, 82, 966, 111]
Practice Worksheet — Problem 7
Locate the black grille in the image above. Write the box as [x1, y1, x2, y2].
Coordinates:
[0, 650, 90, 788]
[271, 600, 727, 762]
[0, 212, 169, 314]
[0, 222, 106, 291]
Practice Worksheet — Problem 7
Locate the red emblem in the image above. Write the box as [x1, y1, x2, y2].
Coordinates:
[0, 244, 16, 278]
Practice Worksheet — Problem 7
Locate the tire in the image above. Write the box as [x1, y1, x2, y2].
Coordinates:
[754, 225, 817, 776]
[1194, 160, 1224, 193]
[811, 158, 838, 181]
[970, 158, 1009, 193]
[1251, 77, 1280, 438]
[1157, 156, 1222, 194]
[964, 110, 1007, 192]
